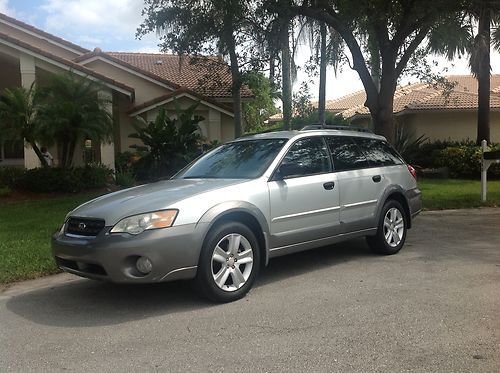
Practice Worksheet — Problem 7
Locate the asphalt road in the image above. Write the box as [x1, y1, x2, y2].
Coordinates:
[1, 209, 499, 372]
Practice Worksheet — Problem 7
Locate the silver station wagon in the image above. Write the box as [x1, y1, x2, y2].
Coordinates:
[53, 126, 421, 302]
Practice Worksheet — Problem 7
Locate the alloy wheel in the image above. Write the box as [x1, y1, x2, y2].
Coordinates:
[211, 233, 254, 292]
[383, 207, 405, 247]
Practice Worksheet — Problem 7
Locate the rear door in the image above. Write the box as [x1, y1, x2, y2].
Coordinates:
[268, 137, 340, 249]
[325, 135, 383, 232]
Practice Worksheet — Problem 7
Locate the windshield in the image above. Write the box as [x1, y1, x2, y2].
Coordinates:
[177, 138, 287, 179]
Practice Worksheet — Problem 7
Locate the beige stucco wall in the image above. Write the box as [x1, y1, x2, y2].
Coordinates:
[0, 21, 82, 60]
[84, 59, 170, 105]
[401, 111, 500, 143]
[220, 114, 235, 142]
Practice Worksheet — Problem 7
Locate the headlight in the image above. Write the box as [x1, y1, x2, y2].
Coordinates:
[110, 210, 178, 235]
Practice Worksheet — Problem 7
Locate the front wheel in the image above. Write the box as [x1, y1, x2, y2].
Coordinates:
[366, 200, 408, 255]
[195, 222, 260, 303]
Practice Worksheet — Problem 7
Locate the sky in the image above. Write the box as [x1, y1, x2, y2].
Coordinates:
[1, 0, 500, 101]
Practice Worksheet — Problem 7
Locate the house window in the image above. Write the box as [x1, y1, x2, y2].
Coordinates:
[1, 138, 24, 160]
[83, 139, 95, 164]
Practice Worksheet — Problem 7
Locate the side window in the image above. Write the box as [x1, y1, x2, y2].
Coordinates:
[325, 136, 369, 171]
[279, 137, 332, 178]
[353, 138, 404, 167]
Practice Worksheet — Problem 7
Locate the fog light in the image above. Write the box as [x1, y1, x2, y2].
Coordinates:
[136, 256, 152, 274]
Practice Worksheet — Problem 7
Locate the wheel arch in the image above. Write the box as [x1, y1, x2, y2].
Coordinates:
[197, 202, 270, 267]
[379, 187, 412, 229]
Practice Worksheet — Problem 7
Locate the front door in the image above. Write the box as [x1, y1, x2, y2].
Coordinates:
[268, 137, 341, 249]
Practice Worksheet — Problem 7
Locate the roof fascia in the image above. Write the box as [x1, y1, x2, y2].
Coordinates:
[0, 38, 133, 97]
[129, 92, 234, 117]
[0, 17, 86, 56]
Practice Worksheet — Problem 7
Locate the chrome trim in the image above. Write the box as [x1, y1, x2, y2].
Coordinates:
[342, 199, 378, 209]
[160, 266, 198, 281]
[64, 233, 96, 239]
[272, 205, 341, 222]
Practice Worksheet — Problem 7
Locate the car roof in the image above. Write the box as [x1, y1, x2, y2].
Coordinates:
[235, 128, 386, 142]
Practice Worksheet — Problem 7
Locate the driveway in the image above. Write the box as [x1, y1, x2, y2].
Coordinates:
[1, 209, 499, 372]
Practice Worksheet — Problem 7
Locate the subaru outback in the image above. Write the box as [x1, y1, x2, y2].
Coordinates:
[53, 126, 421, 302]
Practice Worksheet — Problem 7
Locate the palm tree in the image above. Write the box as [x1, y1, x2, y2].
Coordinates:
[37, 72, 114, 167]
[0, 84, 48, 167]
[428, 1, 500, 144]
[295, 19, 343, 124]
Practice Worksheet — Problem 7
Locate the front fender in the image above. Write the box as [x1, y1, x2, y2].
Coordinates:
[197, 201, 271, 265]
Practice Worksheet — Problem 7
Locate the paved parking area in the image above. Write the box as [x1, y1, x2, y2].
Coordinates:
[1, 209, 499, 372]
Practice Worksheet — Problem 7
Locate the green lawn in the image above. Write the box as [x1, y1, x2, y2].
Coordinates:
[0, 179, 499, 284]
[0, 193, 101, 284]
[418, 178, 500, 210]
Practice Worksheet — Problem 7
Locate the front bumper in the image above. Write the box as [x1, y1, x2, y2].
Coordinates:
[52, 223, 207, 283]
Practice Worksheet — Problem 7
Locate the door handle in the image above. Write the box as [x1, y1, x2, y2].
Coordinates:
[323, 181, 335, 190]
[372, 175, 381, 182]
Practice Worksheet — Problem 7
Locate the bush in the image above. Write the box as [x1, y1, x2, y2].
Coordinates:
[0, 186, 11, 197]
[115, 170, 136, 188]
[129, 105, 204, 181]
[434, 143, 500, 179]
[407, 140, 475, 168]
[16, 164, 112, 193]
[0, 166, 26, 188]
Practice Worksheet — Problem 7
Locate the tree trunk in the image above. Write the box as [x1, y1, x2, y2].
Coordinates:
[476, 5, 491, 145]
[229, 55, 243, 137]
[67, 139, 76, 168]
[369, 72, 397, 144]
[280, 20, 292, 130]
[223, 19, 243, 137]
[60, 140, 69, 168]
[28, 140, 48, 168]
[269, 53, 276, 86]
[318, 22, 327, 124]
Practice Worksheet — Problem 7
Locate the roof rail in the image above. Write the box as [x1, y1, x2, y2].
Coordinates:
[300, 124, 373, 133]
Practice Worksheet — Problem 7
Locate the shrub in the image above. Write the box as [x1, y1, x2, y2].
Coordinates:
[16, 164, 112, 193]
[115, 170, 136, 188]
[0, 166, 26, 188]
[434, 143, 500, 179]
[0, 186, 11, 197]
[129, 105, 204, 181]
[407, 140, 476, 168]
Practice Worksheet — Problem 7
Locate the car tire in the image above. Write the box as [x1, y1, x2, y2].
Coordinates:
[195, 222, 260, 303]
[366, 199, 408, 255]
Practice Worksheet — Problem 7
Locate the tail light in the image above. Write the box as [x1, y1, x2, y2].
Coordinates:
[407, 164, 417, 180]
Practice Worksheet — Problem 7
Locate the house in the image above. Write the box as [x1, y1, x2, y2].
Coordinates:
[0, 12, 251, 169]
[325, 75, 500, 142]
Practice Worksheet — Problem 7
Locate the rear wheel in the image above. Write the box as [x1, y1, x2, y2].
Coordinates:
[195, 222, 260, 302]
[366, 200, 407, 255]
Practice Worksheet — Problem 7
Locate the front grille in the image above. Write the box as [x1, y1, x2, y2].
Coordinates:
[66, 217, 105, 237]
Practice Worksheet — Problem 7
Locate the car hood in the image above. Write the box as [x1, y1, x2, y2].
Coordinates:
[68, 178, 245, 225]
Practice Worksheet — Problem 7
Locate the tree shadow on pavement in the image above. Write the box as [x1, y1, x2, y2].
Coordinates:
[6, 238, 374, 327]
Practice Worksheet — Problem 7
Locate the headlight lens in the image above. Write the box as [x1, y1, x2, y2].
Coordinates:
[110, 210, 178, 235]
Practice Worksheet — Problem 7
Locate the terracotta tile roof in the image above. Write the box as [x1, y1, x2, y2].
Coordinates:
[0, 12, 88, 54]
[74, 49, 182, 90]
[331, 75, 500, 118]
[0, 31, 134, 95]
[324, 90, 366, 112]
[106, 52, 253, 99]
[127, 87, 234, 116]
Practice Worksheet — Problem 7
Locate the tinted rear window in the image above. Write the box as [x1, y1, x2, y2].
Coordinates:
[353, 138, 404, 167]
[325, 136, 369, 171]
